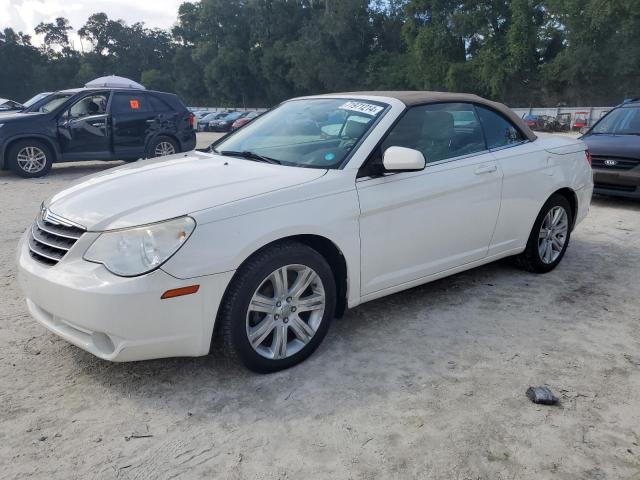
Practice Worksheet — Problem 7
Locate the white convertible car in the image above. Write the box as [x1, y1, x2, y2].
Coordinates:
[17, 92, 593, 372]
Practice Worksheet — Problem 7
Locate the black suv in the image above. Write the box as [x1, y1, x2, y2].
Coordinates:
[581, 99, 640, 198]
[0, 87, 196, 177]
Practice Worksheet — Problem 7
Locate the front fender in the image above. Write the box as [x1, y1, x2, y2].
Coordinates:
[0, 133, 60, 169]
[161, 176, 362, 306]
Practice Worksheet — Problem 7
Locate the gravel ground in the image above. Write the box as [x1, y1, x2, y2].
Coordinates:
[1, 134, 639, 479]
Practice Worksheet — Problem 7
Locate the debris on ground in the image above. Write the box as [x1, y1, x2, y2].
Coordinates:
[526, 386, 559, 405]
[124, 433, 154, 441]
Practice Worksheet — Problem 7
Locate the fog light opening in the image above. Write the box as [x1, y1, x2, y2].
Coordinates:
[92, 332, 116, 355]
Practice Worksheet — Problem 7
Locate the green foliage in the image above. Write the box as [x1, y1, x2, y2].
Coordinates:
[1, 1, 639, 106]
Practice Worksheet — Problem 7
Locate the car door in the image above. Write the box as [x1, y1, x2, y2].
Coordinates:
[57, 92, 112, 160]
[357, 102, 503, 296]
[475, 106, 557, 255]
[111, 92, 157, 159]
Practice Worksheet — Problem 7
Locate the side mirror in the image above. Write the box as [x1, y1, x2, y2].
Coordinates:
[383, 146, 426, 172]
[579, 126, 590, 135]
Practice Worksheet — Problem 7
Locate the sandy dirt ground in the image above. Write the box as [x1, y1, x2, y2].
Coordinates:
[1, 134, 639, 479]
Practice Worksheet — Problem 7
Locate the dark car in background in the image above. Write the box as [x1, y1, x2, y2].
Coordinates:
[208, 111, 248, 132]
[231, 111, 261, 130]
[197, 111, 233, 131]
[581, 98, 640, 198]
[0, 87, 196, 178]
[0, 98, 24, 112]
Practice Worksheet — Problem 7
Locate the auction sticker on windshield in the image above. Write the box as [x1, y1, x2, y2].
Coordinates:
[339, 101, 384, 116]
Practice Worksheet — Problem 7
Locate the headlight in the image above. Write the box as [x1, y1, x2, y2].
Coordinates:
[84, 217, 196, 277]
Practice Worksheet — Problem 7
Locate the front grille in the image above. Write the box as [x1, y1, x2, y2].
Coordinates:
[591, 155, 640, 170]
[594, 182, 637, 192]
[28, 209, 85, 266]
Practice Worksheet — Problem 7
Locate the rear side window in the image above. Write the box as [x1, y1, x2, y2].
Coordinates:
[111, 93, 150, 114]
[148, 95, 171, 112]
[476, 106, 525, 149]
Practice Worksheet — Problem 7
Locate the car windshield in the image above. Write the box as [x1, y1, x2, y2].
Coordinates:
[22, 92, 52, 109]
[213, 98, 387, 168]
[24, 93, 74, 113]
[591, 106, 640, 135]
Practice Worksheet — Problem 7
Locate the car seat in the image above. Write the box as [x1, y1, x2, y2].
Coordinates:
[420, 111, 455, 163]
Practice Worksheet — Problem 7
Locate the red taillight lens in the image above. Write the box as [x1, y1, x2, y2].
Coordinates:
[585, 150, 592, 166]
[188, 113, 195, 129]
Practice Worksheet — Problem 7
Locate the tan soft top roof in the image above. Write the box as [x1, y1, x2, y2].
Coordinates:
[338, 90, 536, 141]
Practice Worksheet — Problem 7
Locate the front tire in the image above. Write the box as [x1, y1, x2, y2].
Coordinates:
[218, 241, 336, 373]
[517, 194, 573, 273]
[8, 140, 53, 178]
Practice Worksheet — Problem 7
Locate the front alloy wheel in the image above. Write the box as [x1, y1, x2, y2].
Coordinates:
[247, 264, 325, 360]
[8, 139, 53, 178]
[218, 241, 336, 373]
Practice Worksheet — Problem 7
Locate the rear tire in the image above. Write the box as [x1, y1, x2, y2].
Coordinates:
[217, 241, 336, 373]
[516, 194, 573, 273]
[146, 136, 179, 159]
[8, 139, 53, 178]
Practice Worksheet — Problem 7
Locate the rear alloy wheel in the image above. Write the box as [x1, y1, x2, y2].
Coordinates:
[147, 136, 179, 158]
[9, 140, 53, 178]
[218, 241, 336, 373]
[537, 206, 569, 265]
[517, 194, 573, 273]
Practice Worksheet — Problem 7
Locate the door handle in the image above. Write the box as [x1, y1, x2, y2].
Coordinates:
[89, 121, 106, 127]
[474, 164, 497, 175]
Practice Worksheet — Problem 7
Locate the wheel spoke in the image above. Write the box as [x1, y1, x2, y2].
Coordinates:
[272, 324, 288, 359]
[289, 315, 315, 344]
[544, 240, 553, 263]
[288, 267, 315, 298]
[249, 293, 277, 314]
[248, 316, 276, 348]
[297, 293, 325, 312]
[552, 236, 563, 250]
[551, 208, 563, 226]
[269, 267, 288, 297]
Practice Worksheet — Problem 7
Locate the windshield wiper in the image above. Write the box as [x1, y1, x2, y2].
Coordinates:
[219, 150, 281, 164]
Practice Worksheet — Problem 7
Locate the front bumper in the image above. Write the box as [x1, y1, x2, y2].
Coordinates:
[593, 167, 640, 198]
[17, 231, 234, 362]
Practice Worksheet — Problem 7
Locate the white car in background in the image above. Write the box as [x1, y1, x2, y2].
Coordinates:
[17, 92, 593, 372]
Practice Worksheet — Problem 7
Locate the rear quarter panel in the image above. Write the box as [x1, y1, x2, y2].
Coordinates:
[489, 136, 591, 255]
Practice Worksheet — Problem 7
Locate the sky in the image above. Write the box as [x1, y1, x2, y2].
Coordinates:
[0, 0, 185, 47]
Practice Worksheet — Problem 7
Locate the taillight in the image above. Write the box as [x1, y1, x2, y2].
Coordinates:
[585, 150, 592, 166]
[188, 112, 195, 129]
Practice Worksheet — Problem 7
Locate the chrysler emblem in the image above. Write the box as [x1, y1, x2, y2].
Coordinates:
[604, 159, 618, 166]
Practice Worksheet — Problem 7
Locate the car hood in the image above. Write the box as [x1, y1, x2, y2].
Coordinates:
[0, 111, 46, 122]
[46, 151, 327, 231]
[582, 134, 640, 160]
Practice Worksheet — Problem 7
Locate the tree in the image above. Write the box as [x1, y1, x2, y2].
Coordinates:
[35, 17, 73, 51]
